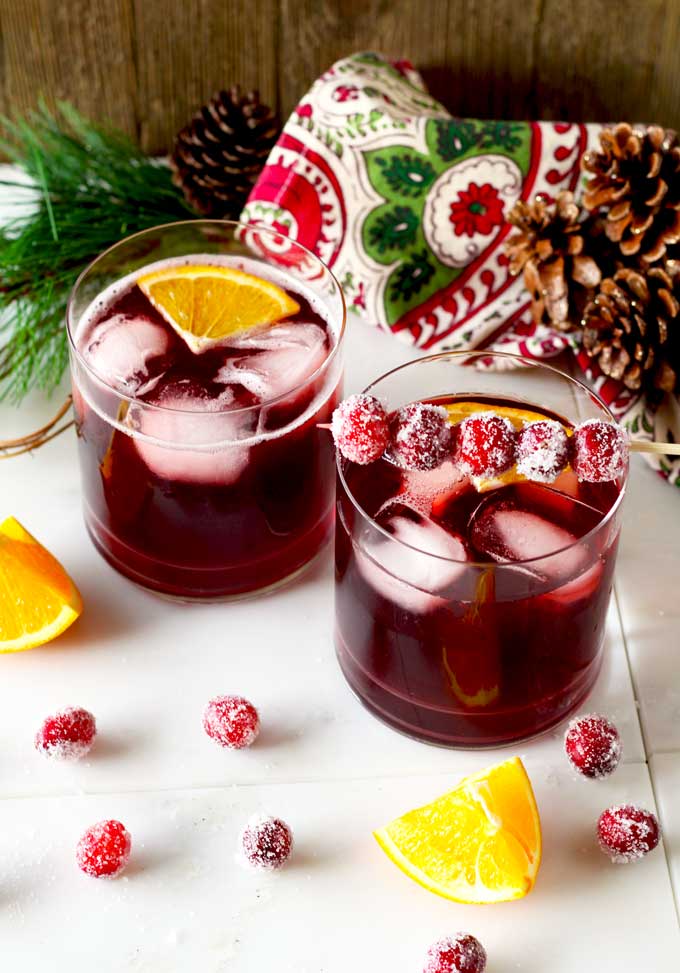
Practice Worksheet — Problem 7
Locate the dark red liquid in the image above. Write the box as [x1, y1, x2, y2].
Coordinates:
[73, 269, 340, 599]
[335, 396, 623, 747]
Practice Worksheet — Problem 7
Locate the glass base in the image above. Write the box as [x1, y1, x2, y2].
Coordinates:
[84, 502, 333, 602]
[335, 633, 603, 749]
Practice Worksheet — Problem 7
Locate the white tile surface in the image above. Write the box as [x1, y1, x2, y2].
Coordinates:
[0, 764, 677, 971]
[615, 456, 680, 754]
[650, 753, 680, 923]
[1, 169, 679, 967]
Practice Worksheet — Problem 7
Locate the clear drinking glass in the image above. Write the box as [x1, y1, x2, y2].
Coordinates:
[335, 351, 627, 747]
[67, 220, 345, 600]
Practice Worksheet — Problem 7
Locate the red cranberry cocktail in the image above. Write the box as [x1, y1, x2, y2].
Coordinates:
[334, 353, 627, 748]
[67, 221, 345, 600]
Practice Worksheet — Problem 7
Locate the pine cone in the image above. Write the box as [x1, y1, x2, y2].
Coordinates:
[582, 261, 680, 393]
[505, 191, 603, 330]
[171, 87, 280, 219]
[582, 123, 680, 264]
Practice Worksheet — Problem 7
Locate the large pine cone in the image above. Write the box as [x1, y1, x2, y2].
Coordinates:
[171, 87, 280, 219]
[505, 191, 603, 330]
[582, 262, 680, 393]
[582, 123, 680, 264]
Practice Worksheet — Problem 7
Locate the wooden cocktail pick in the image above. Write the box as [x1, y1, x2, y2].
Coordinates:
[630, 440, 680, 456]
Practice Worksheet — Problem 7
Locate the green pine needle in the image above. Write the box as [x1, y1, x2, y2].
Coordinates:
[0, 102, 194, 403]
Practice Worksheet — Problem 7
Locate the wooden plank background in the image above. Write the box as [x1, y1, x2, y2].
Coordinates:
[1, 0, 679, 155]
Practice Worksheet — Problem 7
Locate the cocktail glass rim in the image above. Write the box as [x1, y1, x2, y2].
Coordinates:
[66, 218, 347, 418]
[337, 349, 628, 568]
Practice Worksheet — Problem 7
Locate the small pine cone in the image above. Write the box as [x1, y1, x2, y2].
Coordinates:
[171, 87, 280, 219]
[582, 123, 680, 264]
[582, 261, 680, 393]
[505, 191, 603, 331]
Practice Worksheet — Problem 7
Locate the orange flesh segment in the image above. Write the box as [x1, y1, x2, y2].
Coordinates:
[0, 517, 82, 652]
[137, 264, 300, 352]
[374, 756, 542, 904]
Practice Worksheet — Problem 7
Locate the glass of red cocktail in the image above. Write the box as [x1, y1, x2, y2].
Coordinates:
[335, 352, 626, 747]
[67, 221, 345, 600]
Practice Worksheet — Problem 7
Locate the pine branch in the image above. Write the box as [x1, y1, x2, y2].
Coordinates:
[0, 103, 195, 403]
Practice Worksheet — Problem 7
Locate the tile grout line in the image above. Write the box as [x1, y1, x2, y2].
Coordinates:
[0, 754, 665, 805]
[613, 582, 680, 924]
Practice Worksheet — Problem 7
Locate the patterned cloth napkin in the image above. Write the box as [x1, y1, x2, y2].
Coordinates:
[242, 51, 680, 486]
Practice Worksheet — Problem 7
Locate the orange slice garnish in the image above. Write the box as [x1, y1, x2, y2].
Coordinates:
[137, 264, 300, 352]
[0, 517, 82, 652]
[374, 756, 542, 904]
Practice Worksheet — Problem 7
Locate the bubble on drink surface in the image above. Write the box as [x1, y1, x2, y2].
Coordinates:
[132, 377, 255, 485]
[356, 512, 470, 613]
[216, 323, 328, 402]
[84, 313, 170, 394]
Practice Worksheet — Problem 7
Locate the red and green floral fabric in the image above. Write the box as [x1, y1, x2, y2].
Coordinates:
[242, 52, 680, 485]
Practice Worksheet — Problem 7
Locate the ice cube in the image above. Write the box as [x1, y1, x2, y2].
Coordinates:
[356, 513, 469, 613]
[399, 460, 470, 516]
[470, 502, 588, 580]
[216, 323, 327, 401]
[543, 561, 604, 606]
[84, 314, 170, 394]
[131, 378, 254, 485]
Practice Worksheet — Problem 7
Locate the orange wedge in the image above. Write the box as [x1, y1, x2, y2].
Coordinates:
[137, 264, 300, 352]
[374, 756, 542, 904]
[0, 517, 82, 652]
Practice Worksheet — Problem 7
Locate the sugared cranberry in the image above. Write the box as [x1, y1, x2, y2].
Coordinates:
[424, 934, 487, 973]
[35, 707, 97, 760]
[390, 403, 452, 471]
[565, 713, 622, 779]
[331, 393, 390, 464]
[455, 412, 517, 478]
[572, 419, 628, 482]
[203, 695, 260, 750]
[516, 419, 569, 483]
[240, 814, 293, 871]
[597, 804, 660, 863]
[76, 819, 131, 878]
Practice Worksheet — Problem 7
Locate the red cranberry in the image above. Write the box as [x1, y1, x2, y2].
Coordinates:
[424, 934, 487, 973]
[597, 804, 660, 863]
[516, 419, 569, 483]
[240, 814, 293, 871]
[76, 820, 131, 878]
[390, 403, 452, 471]
[565, 713, 622, 779]
[455, 412, 517, 478]
[203, 695, 260, 750]
[35, 707, 97, 760]
[572, 419, 628, 482]
[331, 393, 390, 464]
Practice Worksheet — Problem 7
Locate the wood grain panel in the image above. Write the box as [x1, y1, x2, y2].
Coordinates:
[131, 0, 279, 152]
[534, 0, 670, 125]
[647, 0, 680, 129]
[277, 0, 542, 120]
[0, 0, 138, 136]
[0, 0, 679, 156]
